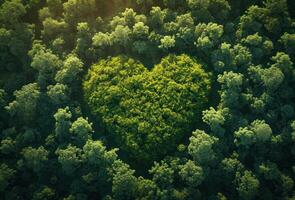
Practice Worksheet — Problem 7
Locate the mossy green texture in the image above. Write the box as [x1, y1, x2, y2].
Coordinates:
[83, 54, 211, 161]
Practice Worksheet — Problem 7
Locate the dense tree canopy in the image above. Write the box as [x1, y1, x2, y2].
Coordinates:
[0, 0, 294, 199]
[83, 54, 211, 162]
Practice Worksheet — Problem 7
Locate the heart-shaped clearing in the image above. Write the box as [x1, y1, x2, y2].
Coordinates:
[83, 54, 211, 161]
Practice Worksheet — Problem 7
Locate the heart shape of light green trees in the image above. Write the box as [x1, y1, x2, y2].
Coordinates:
[83, 54, 211, 162]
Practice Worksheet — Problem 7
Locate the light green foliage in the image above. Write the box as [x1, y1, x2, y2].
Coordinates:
[149, 161, 174, 188]
[262, 0, 290, 34]
[54, 107, 72, 143]
[211, 43, 235, 72]
[221, 154, 244, 180]
[136, 177, 157, 200]
[38, 7, 51, 22]
[79, 139, 118, 197]
[187, 0, 230, 22]
[187, 0, 212, 23]
[249, 63, 285, 93]
[21, 146, 49, 173]
[241, 33, 273, 60]
[47, 0, 63, 17]
[174, 13, 194, 29]
[237, 0, 291, 38]
[0, 0, 26, 26]
[75, 22, 94, 60]
[82, 140, 118, 166]
[76, 22, 91, 40]
[202, 107, 225, 136]
[212, 43, 252, 73]
[236, 170, 260, 200]
[208, 0, 231, 21]
[83, 54, 211, 161]
[163, 13, 194, 35]
[246, 93, 268, 114]
[231, 44, 252, 69]
[110, 25, 132, 46]
[63, 0, 97, 26]
[236, 5, 266, 38]
[55, 54, 83, 89]
[217, 71, 243, 108]
[30, 43, 62, 88]
[50, 37, 65, 55]
[47, 83, 69, 106]
[0, 26, 10, 40]
[172, 13, 195, 48]
[0, 0, 34, 72]
[92, 32, 111, 47]
[179, 160, 204, 186]
[109, 8, 145, 39]
[149, 6, 167, 28]
[234, 120, 272, 147]
[132, 22, 149, 39]
[42, 18, 67, 42]
[218, 71, 243, 90]
[195, 23, 223, 53]
[92, 32, 112, 47]
[110, 16, 126, 30]
[187, 0, 209, 10]
[234, 127, 255, 147]
[280, 33, 295, 57]
[250, 120, 272, 142]
[188, 129, 218, 165]
[271, 52, 293, 73]
[111, 160, 138, 200]
[260, 66, 284, 92]
[159, 35, 175, 49]
[6, 83, 40, 125]
[70, 117, 93, 146]
[121, 8, 137, 27]
[56, 145, 82, 175]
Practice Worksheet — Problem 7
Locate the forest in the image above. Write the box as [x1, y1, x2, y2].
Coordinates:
[0, 0, 294, 199]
